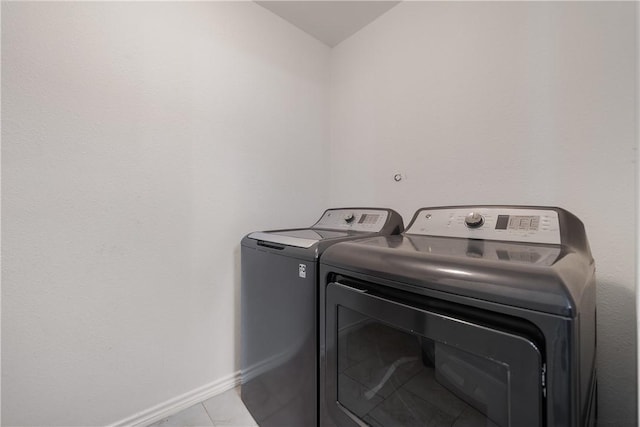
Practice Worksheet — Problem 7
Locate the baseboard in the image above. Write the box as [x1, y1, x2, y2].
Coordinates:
[108, 371, 241, 427]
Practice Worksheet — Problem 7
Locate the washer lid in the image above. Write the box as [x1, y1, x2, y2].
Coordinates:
[248, 229, 349, 248]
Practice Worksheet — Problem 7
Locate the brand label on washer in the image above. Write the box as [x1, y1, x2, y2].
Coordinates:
[298, 264, 307, 278]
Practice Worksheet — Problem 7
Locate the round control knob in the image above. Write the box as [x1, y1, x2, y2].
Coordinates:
[464, 212, 485, 228]
[344, 213, 356, 224]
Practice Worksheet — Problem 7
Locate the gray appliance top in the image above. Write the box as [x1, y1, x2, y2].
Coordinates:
[247, 229, 349, 249]
[247, 208, 399, 249]
[245, 207, 403, 249]
[321, 206, 594, 316]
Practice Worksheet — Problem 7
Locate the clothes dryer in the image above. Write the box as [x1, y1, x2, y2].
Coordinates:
[319, 206, 596, 427]
[241, 208, 404, 427]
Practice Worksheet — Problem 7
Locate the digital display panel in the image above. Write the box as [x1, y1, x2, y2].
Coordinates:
[495, 215, 540, 231]
[358, 213, 380, 224]
[495, 215, 510, 230]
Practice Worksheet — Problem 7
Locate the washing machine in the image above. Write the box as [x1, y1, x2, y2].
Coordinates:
[241, 208, 404, 427]
[319, 206, 596, 427]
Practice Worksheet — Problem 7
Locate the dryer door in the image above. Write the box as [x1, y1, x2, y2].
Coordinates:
[324, 281, 543, 427]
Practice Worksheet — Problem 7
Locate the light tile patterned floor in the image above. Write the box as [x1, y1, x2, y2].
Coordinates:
[148, 387, 258, 427]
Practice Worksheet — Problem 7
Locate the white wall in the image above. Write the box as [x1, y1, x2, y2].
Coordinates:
[637, 3, 640, 424]
[3, 2, 638, 426]
[1, 2, 329, 426]
[329, 2, 637, 426]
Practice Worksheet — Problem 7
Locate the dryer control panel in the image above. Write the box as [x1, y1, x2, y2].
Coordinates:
[406, 207, 561, 245]
[313, 209, 390, 232]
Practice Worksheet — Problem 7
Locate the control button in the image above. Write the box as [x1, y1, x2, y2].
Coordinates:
[344, 213, 355, 224]
[464, 212, 485, 229]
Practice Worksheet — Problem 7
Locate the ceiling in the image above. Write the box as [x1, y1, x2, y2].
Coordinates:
[256, 1, 401, 47]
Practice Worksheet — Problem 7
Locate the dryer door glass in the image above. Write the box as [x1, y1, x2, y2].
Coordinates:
[325, 282, 543, 427]
[337, 308, 508, 426]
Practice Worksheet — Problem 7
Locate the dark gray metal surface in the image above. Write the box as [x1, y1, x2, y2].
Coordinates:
[241, 246, 317, 426]
[320, 207, 593, 317]
[240, 208, 403, 427]
[319, 205, 596, 427]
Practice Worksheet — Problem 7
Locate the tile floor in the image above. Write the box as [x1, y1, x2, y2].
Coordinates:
[149, 387, 258, 427]
[151, 321, 501, 427]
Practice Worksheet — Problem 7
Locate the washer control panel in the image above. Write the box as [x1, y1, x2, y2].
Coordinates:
[313, 209, 390, 232]
[406, 207, 561, 244]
